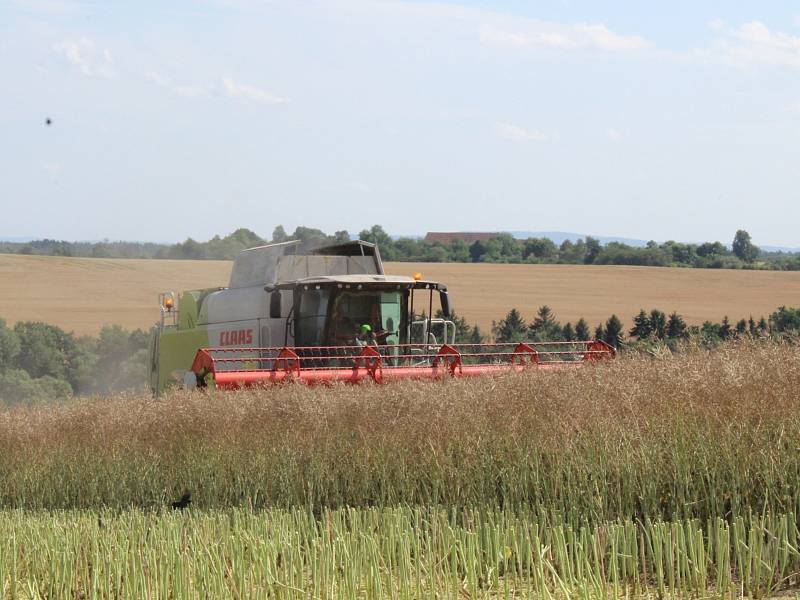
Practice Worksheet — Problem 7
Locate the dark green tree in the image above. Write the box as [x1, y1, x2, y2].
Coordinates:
[649, 309, 667, 340]
[748, 316, 757, 336]
[575, 318, 591, 341]
[758, 316, 769, 333]
[732, 229, 759, 262]
[529, 305, 562, 341]
[666, 312, 687, 339]
[469, 241, 487, 262]
[604, 315, 623, 348]
[492, 309, 527, 343]
[172, 238, 205, 259]
[448, 239, 470, 262]
[697, 241, 727, 258]
[584, 237, 602, 264]
[735, 319, 747, 336]
[523, 238, 558, 261]
[481, 235, 522, 263]
[594, 324, 605, 341]
[769, 306, 800, 334]
[358, 225, 393, 248]
[719, 316, 732, 340]
[701, 321, 721, 340]
[629, 309, 651, 339]
[13, 322, 75, 381]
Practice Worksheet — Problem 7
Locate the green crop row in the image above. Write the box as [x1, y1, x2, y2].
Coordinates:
[2, 507, 800, 599]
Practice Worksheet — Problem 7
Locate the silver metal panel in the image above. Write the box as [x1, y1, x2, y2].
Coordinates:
[276, 255, 308, 282]
[203, 286, 268, 324]
[347, 256, 376, 274]
[229, 241, 384, 289]
[307, 256, 346, 277]
[229, 241, 299, 289]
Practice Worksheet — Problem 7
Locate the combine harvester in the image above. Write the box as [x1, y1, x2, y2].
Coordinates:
[148, 240, 614, 393]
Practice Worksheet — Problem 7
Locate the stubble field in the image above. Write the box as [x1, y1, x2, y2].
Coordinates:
[2, 254, 800, 335]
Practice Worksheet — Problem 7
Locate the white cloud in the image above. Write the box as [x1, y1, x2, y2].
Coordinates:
[703, 21, 800, 69]
[146, 72, 208, 98]
[43, 163, 63, 175]
[606, 128, 623, 141]
[789, 103, 800, 113]
[480, 21, 649, 52]
[52, 38, 115, 78]
[222, 77, 289, 105]
[496, 122, 547, 142]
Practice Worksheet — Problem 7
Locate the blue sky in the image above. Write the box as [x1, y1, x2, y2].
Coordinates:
[1, 0, 799, 246]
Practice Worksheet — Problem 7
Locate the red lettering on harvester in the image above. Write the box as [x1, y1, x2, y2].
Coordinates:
[218, 329, 254, 346]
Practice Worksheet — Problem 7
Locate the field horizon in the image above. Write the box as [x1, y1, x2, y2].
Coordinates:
[2, 253, 800, 335]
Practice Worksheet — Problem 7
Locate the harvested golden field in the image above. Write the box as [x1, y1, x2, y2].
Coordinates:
[0, 255, 231, 335]
[392, 261, 800, 331]
[2, 254, 800, 334]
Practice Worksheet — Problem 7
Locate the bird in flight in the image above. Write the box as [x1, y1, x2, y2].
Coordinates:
[45, 118, 52, 126]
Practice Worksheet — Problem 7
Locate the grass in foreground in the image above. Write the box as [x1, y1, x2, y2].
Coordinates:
[3, 507, 800, 599]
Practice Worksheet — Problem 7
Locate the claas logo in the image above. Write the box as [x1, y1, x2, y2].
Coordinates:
[219, 329, 253, 346]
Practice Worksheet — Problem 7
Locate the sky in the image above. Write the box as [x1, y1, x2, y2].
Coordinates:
[1, 0, 799, 246]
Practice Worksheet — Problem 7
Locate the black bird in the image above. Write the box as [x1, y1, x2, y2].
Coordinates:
[171, 491, 192, 510]
[45, 118, 52, 126]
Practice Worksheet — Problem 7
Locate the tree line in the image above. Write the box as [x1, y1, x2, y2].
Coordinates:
[0, 319, 148, 404]
[483, 305, 800, 350]
[3, 226, 799, 270]
[1, 305, 799, 404]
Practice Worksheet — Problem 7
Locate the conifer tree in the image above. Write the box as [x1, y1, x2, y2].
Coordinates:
[529, 305, 562, 341]
[629, 309, 651, 339]
[604, 315, 624, 348]
[491, 309, 527, 342]
[575, 318, 590, 341]
[649, 309, 667, 340]
[720, 316, 732, 339]
[666, 312, 687, 339]
[594, 324, 605, 341]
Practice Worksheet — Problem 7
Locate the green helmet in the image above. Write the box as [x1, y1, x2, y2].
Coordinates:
[360, 324, 372, 334]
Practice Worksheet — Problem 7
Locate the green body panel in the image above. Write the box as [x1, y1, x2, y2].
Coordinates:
[178, 289, 214, 329]
[149, 289, 216, 394]
[150, 324, 210, 394]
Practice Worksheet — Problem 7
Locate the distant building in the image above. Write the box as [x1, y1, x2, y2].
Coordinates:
[424, 232, 503, 245]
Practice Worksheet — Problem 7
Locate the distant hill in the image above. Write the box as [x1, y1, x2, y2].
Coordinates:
[0, 236, 35, 243]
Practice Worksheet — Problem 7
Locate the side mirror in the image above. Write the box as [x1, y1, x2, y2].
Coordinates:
[269, 290, 282, 319]
[439, 291, 451, 318]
